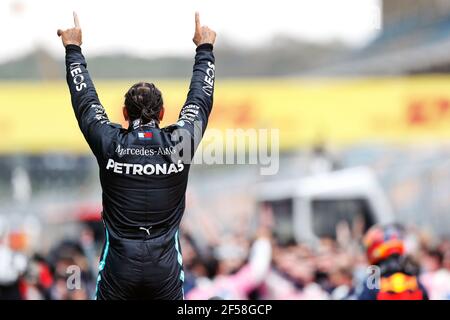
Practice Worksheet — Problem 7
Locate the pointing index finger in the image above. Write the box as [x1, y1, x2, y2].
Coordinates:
[195, 12, 201, 32]
[73, 11, 80, 28]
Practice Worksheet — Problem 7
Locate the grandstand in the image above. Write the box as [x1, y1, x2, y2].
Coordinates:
[310, 0, 450, 75]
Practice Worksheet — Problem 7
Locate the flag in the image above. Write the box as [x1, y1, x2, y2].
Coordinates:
[138, 132, 153, 140]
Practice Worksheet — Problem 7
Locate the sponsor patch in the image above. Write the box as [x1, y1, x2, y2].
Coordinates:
[138, 131, 153, 140]
[106, 159, 185, 176]
[115, 144, 176, 157]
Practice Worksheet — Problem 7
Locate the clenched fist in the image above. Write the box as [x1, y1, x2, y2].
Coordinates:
[57, 12, 82, 47]
[192, 12, 216, 47]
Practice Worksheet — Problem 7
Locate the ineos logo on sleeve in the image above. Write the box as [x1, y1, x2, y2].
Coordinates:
[70, 63, 87, 92]
[202, 61, 215, 96]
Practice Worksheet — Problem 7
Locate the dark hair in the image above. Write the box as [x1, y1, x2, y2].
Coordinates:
[124, 82, 163, 124]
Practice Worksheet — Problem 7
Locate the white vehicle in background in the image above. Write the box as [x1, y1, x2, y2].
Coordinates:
[256, 166, 395, 244]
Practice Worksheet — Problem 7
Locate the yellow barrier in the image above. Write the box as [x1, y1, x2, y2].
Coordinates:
[1, 77, 450, 153]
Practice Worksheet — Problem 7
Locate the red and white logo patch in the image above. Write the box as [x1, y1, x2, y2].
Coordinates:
[138, 132, 153, 140]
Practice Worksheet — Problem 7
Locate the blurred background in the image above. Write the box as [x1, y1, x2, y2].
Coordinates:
[0, 0, 450, 300]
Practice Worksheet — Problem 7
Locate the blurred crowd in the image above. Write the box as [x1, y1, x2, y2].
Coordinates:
[0, 225, 98, 300]
[180, 212, 450, 300]
[1, 209, 449, 300]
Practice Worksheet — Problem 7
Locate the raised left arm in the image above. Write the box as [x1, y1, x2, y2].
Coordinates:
[59, 12, 117, 158]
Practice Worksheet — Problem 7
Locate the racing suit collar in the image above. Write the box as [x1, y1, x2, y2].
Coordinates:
[128, 119, 159, 131]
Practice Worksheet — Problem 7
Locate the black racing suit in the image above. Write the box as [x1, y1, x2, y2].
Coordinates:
[64, 44, 215, 300]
